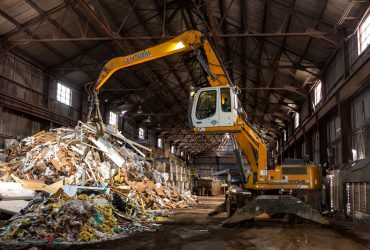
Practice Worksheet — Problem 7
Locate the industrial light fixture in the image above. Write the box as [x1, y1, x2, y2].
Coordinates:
[104, 99, 108, 102]
[145, 116, 151, 123]
[156, 123, 162, 129]
[137, 105, 143, 114]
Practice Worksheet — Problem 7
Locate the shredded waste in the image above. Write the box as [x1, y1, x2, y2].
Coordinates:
[0, 121, 196, 243]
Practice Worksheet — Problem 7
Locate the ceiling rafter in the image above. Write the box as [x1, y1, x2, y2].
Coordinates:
[121, 0, 189, 114]
[0, 0, 363, 151]
[261, 0, 296, 125]
[76, 0, 181, 127]
[0, 9, 68, 61]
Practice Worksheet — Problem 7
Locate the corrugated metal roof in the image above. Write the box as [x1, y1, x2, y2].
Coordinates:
[0, 0, 368, 153]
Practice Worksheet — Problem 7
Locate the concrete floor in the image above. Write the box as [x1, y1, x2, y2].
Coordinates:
[1, 196, 370, 250]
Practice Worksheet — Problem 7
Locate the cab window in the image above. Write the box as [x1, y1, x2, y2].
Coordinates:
[221, 88, 231, 112]
[196, 90, 217, 119]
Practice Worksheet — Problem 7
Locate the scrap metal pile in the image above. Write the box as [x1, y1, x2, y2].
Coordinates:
[0, 121, 196, 243]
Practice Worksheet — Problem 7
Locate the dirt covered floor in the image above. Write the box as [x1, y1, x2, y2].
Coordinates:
[1, 196, 370, 250]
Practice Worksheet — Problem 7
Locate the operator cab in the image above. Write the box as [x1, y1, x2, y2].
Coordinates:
[189, 86, 239, 128]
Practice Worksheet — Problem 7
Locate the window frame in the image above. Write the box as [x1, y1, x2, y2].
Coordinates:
[220, 88, 232, 112]
[313, 80, 322, 107]
[56, 82, 72, 106]
[283, 129, 287, 141]
[358, 11, 370, 55]
[196, 90, 217, 120]
[138, 127, 145, 140]
[109, 111, 118, 126]
[157, 138, 163, 148]
[294, 112, 300, 129]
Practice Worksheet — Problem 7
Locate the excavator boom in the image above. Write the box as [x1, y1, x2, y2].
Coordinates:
[94, 30, 230, 91]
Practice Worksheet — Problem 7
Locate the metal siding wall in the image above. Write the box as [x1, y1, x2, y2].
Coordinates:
[0, 53, 46, 106]
[0, 107, 47, 147]
[0, 52, 82, 147]
[347, 34, 370, 75]
[300, 99, 309, 122]
[347, 35, 358, 67]
[351, 86, 370, 160]
[346, 182, 370, 221]
[312, 130, 320, 163]
[325, 51, 344, 95]
[327, 115, 342, 167]
[194, 157, 218, 164]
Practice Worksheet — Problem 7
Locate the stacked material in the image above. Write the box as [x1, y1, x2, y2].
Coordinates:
[0, 122, 196, 242]
[194, 178, 222, 196]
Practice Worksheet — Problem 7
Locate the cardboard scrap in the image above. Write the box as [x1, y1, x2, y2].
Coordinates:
[50, 159, 61, 172]
[40, 179, 64, 194]
[154, 187, 166, 197]
[21, 180, 45, 190]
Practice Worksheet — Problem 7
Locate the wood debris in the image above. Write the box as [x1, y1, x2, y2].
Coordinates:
[0, 122, 196, 243]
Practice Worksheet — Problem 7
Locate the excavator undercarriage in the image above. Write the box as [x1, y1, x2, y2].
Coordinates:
[210, 192, 329, 225]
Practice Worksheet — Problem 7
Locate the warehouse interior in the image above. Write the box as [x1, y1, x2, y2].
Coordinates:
[0, 0, 370, 249]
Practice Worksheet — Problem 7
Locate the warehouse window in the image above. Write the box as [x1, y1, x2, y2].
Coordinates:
[109, 111, 117, 126]
[283, 129, 287, 141]
[56, 82, 71, 106]
[181, 151, 184, 157]
[313, 81, 322, 107]
[171, 145, 176, 154]
[157, 138, 162, 148]
[327, 115, 342, 166]
[294, 112, 300, 129]
[138, 128, 145, 140]
[351, 87, 370, 160]
[358, 12, 370, 55]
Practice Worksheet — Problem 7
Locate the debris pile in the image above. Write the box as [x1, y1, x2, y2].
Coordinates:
[0, 122, 196, 242]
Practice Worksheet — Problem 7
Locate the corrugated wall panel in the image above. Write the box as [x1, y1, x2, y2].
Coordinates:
[0, 52, 83, 146]
[347, 35, 358, 68]
[300, 99, 309, 121]
[347, 34, 370, 76]
[325, 51, 344, 94]
[0, 107, 48, 147]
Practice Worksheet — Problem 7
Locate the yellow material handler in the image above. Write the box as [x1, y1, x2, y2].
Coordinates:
[86, 30, 328, 225]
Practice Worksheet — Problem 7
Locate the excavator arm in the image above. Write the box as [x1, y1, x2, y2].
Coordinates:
[94, 30, 230, 91]
[86, 30, 232, 128]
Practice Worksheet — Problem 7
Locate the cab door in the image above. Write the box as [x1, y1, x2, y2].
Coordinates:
[219, 87, 237, 126]
[191, 87, 220, 128]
